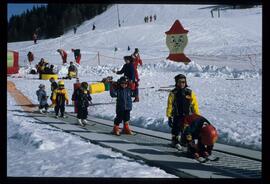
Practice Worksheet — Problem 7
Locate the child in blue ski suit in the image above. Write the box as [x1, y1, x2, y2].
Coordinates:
[110, 76, 135, 135]
[36, 84, 49, 113]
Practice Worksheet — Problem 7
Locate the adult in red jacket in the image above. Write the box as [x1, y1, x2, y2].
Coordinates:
[131, 48, 143, 102]
[57, 49, 67, 64]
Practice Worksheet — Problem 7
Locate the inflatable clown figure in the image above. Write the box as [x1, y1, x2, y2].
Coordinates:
[165, 20, 191, 64]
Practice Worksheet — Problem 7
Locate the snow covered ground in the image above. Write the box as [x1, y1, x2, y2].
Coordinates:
[7, 4, 262, 177]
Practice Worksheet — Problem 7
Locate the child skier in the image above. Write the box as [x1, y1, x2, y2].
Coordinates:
[110, 76, 135, 135]
[49, 77, 58, 104]
[180, 114, 218, 161]
[74, 82, 92, 126]
[166, 74, 200, 150]
[52, 80, 69, 118]
[36, 84, 49, 114]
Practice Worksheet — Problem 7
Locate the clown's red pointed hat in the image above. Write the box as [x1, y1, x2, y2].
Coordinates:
[165, 20, 188, 34]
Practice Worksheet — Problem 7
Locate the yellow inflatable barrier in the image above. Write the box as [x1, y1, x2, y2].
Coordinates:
[41, 74, 58, 80]
[89, 82, 105, 94]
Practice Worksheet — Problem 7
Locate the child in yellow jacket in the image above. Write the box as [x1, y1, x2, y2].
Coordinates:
[166, 74, 200, 150]
[52, 80, 69, 118]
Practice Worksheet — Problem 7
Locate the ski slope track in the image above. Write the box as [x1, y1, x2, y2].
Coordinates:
[7, 4, 262, 177]
[27, 111, 261, 178]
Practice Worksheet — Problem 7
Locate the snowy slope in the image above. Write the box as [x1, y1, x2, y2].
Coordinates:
[7, 4, 262, 177]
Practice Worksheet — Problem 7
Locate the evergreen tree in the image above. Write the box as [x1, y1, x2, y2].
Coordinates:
[8, 4, 110, 42]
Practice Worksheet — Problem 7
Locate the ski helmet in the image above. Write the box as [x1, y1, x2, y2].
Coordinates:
[58, 80, 65, 87]
[81, 82, 88, 90]
[49, 77, 55, 82]
[39, 84, 45, 89]
[200, 123, 218, 146]
[135, 48, 139, 53]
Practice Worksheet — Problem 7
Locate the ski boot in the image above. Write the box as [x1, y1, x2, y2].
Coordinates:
[78, 119, 84, 126]
[122, 122, 133, 135]
[113, 125, 120, 136]
[133, 96, 139, 102]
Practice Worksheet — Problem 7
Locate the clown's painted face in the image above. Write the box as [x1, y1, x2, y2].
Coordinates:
[166, 34, 188, 54]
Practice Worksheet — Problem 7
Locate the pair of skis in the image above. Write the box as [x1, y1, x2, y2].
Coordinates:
[194, 155, 219, 163]
[173, 144, 219, 163]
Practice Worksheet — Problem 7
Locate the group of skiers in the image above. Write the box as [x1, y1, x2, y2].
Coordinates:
[27, 48, 81, 69]
[113, 48, 142, 102]
[144, 14, 157, 23]
[35, 47, 218, 160]
[37, 77, 92, 123]
[57, 48, 81, 65]
[35, 58, 56, 78]
[166, 74, 218, 160]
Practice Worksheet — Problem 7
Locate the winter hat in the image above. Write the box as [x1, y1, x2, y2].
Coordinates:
[123, 56, 133, 62]
[81, 82, 88, 90]
[39, 84, 45, 89]
[165, 20, 189, 34]
[135, 48, 139, 53]
[49, 77, 55, 82]
[174, 74, 188, 87]
[118, 76, 129, 84]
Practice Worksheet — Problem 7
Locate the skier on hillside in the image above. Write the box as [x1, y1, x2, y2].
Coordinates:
[71, 48, 81, 64]
[36, 84, 49, 114]
[179, 114, 218, 160]
[27, 51, 34, 65]
[131, 48, 143, 102]
[73, 82, 92, 126]
[57, 49, 68, 64]
[110, 76, 135, 136]
[52, 80, 69, 118]
[166, 74, 200, 150]
[33, 33, 38, 44]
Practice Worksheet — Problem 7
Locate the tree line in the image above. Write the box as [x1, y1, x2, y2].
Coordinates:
[8, 4, 110, 42]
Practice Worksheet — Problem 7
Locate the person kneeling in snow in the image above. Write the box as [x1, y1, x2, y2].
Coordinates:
[74, 82, 92, 126]
[67, 61, 78, 79]
[52, 80, 69, 118]
[36, 84, 49, 114]
[180, 114, 218, 160]
[110, 76, 135, 136]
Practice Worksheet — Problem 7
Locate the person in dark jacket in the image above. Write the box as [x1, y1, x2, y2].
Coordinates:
[36, 84, 49, 114]
[166, 74, 200, 150]
[67, 61, 78, 79]
[114, 56, 136, 99]
[180, 114, 218, 160]
[49, 77, 58, 103]
[27, 51, 34, 65]
[71, 49, 81, 64]
[74, 82, 92, 126]
[114, 56, 135, 82]
[110, 76, 135, 135]
[33, 33, 37, 44]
